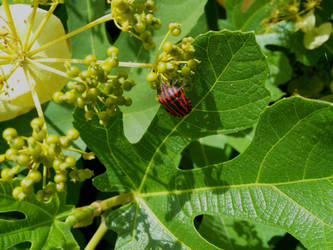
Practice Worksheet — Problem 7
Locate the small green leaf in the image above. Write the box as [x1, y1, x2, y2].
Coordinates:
[295, 10, 315, 33]
[0, 180, 77, 250]
[303, 22, 333, 50]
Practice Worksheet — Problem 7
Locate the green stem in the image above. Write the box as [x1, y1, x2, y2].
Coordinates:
[100, 193, 134, 211]
[34, 58, 154, 68]
[154, 30, 171, 65]
[84, 218, 108, 250]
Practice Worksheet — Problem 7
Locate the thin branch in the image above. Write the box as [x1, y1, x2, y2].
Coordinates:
[84, 218, 108, 250]
[26, 58, 80, 81]
[34, 58, 154, 68]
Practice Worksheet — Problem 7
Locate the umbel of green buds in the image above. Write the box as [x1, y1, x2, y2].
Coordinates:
[53, 46, 136, 126]
[0, 118, 94, 201]
[146, 23, 199, 90]
[111, 0, 161, 49]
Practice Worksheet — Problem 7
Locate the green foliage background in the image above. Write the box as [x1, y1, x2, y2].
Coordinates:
[0, 0, 333, 249]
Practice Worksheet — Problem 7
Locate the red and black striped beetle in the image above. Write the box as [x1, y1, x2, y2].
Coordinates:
[158, 82, 192, 117]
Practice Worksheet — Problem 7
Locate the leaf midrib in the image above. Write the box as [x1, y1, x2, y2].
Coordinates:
[139, 175, 333, 198]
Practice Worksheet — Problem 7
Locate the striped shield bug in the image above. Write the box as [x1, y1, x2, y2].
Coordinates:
[158, 82, 192, 117]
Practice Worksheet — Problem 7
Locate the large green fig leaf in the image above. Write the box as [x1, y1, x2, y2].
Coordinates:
[105, 96, 333, 249]
[74, 30, 273, 248]
[0, 180, 76, 250]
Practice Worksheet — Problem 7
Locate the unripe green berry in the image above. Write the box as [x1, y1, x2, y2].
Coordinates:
[31, 118, 44, 129]
[124, 96, 132, 106]
[29, 144, 42, 158]
[5, 148, 18, 161]
[53, 159, 62, 170]
[187, 59, 198, 68]
[74, 82, 86, 93]
[151, 18, 161, 30]
[64, 91, 77, 104]
[181, 66, 191, 76]
[28, 170, 42, 182]
[56, 182, 66, 192]
[86, 88, 101, 101]
[3, 128, 17, 140]
[66, 66, 80, 78]
[134, 22, 146, 33]
[1, 168, 12, 180]
[21, 177, 34, 189]
[122, 80, 135, 91]
[171, 27, 181, 36]
[166, 62, 176, 72]
[66, 129, 80, 140]
[0, 154, 6, 162]
[76, 97, 86, 108]
[101, 62, 113, 73]
[12, 186, 25, 200]
[46, 134, 59, 145]
[53, 91, 64, 104]
[65, 156, 76, 167]
[54, 173, 67, 184]
[60, 136, 71, 148]
[11, 137, 25, 149]
[157, 62, 167, 73]
[145, 14, 154, 24]
[32, 130, 47, 141]
[18, 154, 30, 166]
[163, 41, 173, 53]
[84, 54, 97, 65]
[169, 22, 181, 31]
[107, 46, 119, 58]
[147, 72, 158, 82]
[79, 70, 90, 81]
[105, 57, 119, 68]
[145, 0, 155, 10]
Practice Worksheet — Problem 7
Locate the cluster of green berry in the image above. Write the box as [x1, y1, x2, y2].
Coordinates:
[110, 0, 161, 49]
[53, 46, 135, 126]
[146, 23, 199, 89]
[0, 118, 93, 201]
